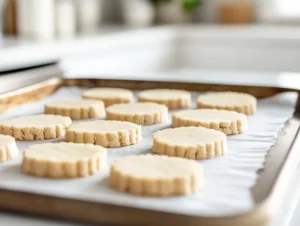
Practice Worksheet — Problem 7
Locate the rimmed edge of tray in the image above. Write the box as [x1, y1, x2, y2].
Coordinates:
[0, 77, 299, 226]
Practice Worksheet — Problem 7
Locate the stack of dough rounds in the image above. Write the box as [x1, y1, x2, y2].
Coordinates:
[66, 120, 142, 148]
[22, 142, 107, 178]
[109, 154, 203, 196]
[0, 114, 71, 140]
[45, 99, 105, 120]
[0, 135, 19, 162]
[138, 89, 191, 110]
[82, 88, 133, 106]
[172, 109, 247, 135]
[197, 91, 256, 115]
[106, 102, 168, 125]
[153, 127, 227, 159]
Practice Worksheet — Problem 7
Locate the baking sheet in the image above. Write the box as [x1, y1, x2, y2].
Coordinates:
[0, 87, 297, 217]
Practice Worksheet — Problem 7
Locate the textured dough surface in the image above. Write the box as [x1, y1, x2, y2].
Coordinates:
[153, 127, 227, 159]
[106, 102, 168, 125]
[66, 120, 142, 147]
[82, 88, 133, 106]
[197, 92, 256, 115]
[0, 135, 19, 162]
[172, 109, 247, 135]
[45, 99, 105, 120]
[109, 154, 203, 196]
[0, 114, 72, 140]
[22, 142, 107, 178]
[138, 89, 191, 109]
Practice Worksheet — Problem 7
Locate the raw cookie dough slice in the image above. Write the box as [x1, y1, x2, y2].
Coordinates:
[66, 120, 142, 147]
[197, 91, 257, 115]
[0, 135, 19, 162]
[106, 102, 168, 125]
[138, 89, 191, 110]
[0, 114, 71, 141]
[109, 154, 203, 196]
[172, 109, 247, 135]
[45, 99, 105, 120]
[153, 127, 227, 159]
[82, 88, 133, 106]
[22, 142, 107, 178]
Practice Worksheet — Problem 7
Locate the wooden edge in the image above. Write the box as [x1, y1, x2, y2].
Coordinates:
[0, 189, 268, 226]
[0, 77, 299, 226]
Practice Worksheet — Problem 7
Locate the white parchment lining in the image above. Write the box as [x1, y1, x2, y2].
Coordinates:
[0, 87, 297, 217]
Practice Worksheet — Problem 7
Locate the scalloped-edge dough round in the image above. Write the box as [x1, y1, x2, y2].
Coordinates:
[66, 120, 142, 147]
[197, 92, 257, 115]
[22, 142, 107, 178]
[172, 109, 247, 135]
[106, 102, 168, 125]
[82, 88, 133, 106]
[45, 99, 105, 120]
[138, 89, 191, 109]
[153, 127, 227, 159]
[0, 114, 72, 140]
[109, 154, 203, 196]
[0, 135, 19, 162]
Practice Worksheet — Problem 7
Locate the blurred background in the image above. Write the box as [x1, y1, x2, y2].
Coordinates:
[1, 0, 300, 93]
[0, 0, 299, 39]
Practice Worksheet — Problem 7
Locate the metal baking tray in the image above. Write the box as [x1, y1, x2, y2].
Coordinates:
[0, 76, 299, 226]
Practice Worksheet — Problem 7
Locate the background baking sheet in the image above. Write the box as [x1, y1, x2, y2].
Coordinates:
[0, 87, 297, 217]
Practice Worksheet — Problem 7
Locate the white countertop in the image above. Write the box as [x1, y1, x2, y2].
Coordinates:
[1, 24, 300, 226]
[2, 25, 300, 72]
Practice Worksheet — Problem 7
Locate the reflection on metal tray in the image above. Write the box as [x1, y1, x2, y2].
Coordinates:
[0, 77, 299, 226]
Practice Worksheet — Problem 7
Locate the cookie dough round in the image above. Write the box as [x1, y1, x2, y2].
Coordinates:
[0, 135, 19, 162]
[82, 88, 133, 106]
[172, 109, 247, 135]
[106, 102, 168, 125]
[66, 120, 142, 148]
[45, 99, 105, 120]
[197, 92, 257, 115]
[153, 127, 227, 159]
[138, 89, 191, 110]
[109, 154, 203, 196]
[0, 114, 72, 140]
[22, 142, 107, 178]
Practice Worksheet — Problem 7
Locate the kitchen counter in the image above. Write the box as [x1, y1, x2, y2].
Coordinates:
[2, 25, 300, 72]
[1, 25, 300, 226]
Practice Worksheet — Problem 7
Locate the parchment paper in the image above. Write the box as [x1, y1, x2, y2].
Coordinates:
[0, 87, 297, 217]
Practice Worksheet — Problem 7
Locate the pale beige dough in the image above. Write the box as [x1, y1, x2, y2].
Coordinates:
[109, 154, 203, 196]
[45, 99, 105, 120]
[106, 102, 168, 125]
[22, 142, 107, 178]
[0, 114, 72, 140]
[153, 127, 227, 159]
[82, 88, 133, 106]
[66, 120, 142, 147]
[138, 89, 191, 109]
[197, 91, 257, 115]
[172, 109, 247, 135]
[0, 135, 19, 162]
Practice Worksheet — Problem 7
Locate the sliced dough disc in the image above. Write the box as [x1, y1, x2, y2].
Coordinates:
[138, 89, 191, 109]
[0, 114, 72, 140]
[153, 127, 227, 159]
[172, 109, 247, 135]
[0, 135, 19, 162]
[22, 142, 107, 178]
[45, 99, 105, 120]
[66, 120, 142, 147]
[106, 102, 168, 125]
[197, 92, 257, 115]
[82, 88, 133, 106]
[109, 154, 203, 196]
